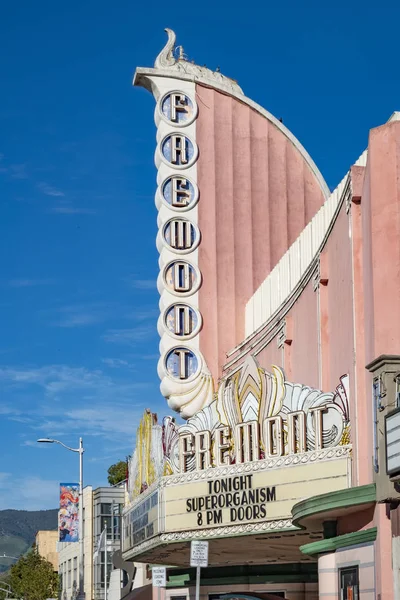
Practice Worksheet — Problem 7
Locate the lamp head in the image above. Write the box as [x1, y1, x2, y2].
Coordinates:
[37, 438, 55, 443]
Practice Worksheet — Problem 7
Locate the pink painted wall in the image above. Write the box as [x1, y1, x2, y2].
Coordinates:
[195, 97, 400, 600]
[284, 281, 319, 389]
[318, 543, 375, 600]
[362, 121, 400, 363]
[337, 507, 374, 535]
[256, 338, 284, 374]
[196, 85, 326, 380]
[374, 503, 393, 600]
[324, 204, 355, 394]
[349, 166, 370, 486]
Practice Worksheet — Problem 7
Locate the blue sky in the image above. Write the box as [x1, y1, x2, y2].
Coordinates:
[0, 0, 399, 511]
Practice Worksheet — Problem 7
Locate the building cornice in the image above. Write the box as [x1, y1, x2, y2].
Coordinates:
[366, 354, 400, 373]
[292, 484, 376, 529]
[299, 527, 377, 556]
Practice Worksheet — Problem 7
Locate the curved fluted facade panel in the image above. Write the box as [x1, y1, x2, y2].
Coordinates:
[196, 84, 326, 379]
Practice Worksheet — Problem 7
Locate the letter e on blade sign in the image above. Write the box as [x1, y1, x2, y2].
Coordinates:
[190, 540, 209, 568]
[152, 567, 167, 587]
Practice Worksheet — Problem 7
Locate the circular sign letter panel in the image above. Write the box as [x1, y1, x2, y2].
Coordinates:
[163, 260, 201, 297]
[162, 218, 200, 254]
[161, 176, 199, 211]
[159, 91, 198, 127]
[160, 134, 198, 169]
[164, 303, 202, 339]
[165, 346, 200, 381]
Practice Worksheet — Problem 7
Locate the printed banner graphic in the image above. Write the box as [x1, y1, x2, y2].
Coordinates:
[59, 482, 79, 542]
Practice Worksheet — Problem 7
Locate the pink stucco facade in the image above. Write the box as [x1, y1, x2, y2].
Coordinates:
[196, 84, 326, 381]
[216, 118, 400, 600]
[318, 545, 375, 600]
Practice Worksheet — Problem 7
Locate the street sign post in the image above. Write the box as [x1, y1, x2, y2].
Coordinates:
[190, 541, 209, 600]
[152, 567, 167, 588]
[190, 540, 209, 568]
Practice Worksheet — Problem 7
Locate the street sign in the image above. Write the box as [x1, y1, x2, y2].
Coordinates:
[152, 566, 167, 587]
[190, 540, 209, 568]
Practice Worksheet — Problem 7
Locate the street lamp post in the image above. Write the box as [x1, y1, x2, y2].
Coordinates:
[37, 437, 85, 600]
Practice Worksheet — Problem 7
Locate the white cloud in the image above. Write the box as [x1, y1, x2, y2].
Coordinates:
[45, 302, 109, 328]
[65, 405, 143, 436]
[22, 440, 42, 447]
[46, 302, 156, 329]
[126, 308, 159, 321]
[124, 276, 155, 290]
[37, 182, 65, 197]
[0, 157, 28, 180]
[7, 278, 55, 288]
[33, 403, 145, 439]
[50, 205, 97, 215]
[9, 164, 28, 180]
[0, 474, 59, 510]
[101, 358, 130, 368]
[0, 472, 9, 485]
[58, 313, 101, 327]
[102, 325, 155, 345]
[0, 363, 157, 440]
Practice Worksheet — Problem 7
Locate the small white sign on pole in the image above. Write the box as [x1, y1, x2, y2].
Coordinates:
[190, 540, 209, 568]
[152, 566, 167, 587]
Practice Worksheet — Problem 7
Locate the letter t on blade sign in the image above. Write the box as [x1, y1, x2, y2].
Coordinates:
[190, 540, 209, 600]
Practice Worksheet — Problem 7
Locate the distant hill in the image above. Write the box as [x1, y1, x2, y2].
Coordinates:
[0, 509, 58, 574]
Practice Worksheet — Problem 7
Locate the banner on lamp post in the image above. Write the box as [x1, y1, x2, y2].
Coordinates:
[59, 483, 79, 542]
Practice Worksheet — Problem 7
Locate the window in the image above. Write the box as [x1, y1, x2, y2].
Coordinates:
[97, 501, 122, 540]
[112, 505, 121, 541]
[339, 566, 359, 600]
[373, 378, 380, 473]
[73, 557, 77, 586]
[67, 559, 72, 588]
[395, 374, 400, 408]
[99, 551, 112, 589]
[103, 505, 122, 539]
[101, 503, 112, 515]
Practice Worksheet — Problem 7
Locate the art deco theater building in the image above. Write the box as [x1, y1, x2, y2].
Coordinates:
[121, 29, 400, 600]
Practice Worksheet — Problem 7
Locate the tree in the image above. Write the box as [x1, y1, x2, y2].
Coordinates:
[0, 573, 12, 600]
[9, 549, 58, 600]
[107, 457, 130, 486]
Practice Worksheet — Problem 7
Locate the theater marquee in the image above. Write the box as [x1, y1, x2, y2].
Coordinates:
[123, 445, 351, 561]
[124, 356, 352, 562]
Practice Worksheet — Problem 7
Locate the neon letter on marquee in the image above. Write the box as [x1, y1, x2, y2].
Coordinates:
[263, 416, 284, 457]
[235, 421, 260, 464]
[215, 426, 231, 467]
[179, 433, 195, 472]
[309, 406, 327, 450]
[195, 431, 212, 470]
[287, 411, 306, 454]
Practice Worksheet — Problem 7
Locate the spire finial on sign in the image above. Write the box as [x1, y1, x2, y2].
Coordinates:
[154, 28, 177, 69]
